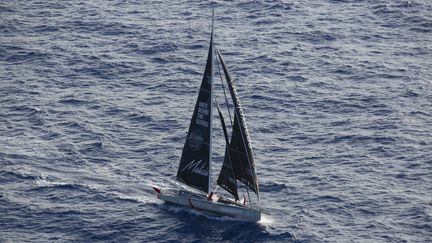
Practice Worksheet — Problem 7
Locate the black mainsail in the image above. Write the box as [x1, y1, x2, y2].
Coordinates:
[176, 27, 214, 194]
[154, 12, 262, 222]
[216, 49, 260, 198]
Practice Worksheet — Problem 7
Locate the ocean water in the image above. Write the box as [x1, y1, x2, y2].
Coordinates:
[1, 0, 431, 242]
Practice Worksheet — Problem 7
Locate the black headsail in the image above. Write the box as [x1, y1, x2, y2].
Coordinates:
[216, 49, 259, 199]
[176, 25, 214, 194]
[215, 101, 239, 201]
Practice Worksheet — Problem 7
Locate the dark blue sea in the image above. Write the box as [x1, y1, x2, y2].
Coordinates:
[1, 0, 431, 242]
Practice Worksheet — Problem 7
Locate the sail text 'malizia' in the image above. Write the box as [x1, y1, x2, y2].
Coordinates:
[181, 160, 209, 177]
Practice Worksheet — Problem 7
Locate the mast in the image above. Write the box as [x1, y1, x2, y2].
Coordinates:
[208, 10, 214, 193]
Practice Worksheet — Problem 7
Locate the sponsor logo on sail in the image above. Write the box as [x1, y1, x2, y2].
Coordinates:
[196, 101, 209, 128]
[187, 128, 205, 151]
[181, 160, 209, 177]
[232, 86, 253, 149]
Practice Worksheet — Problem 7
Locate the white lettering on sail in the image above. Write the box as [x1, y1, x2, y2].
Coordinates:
[232, 86, 252, 149]
[181, 160, 209, 177]
[197, 107, 209, 115]
[196, 102, 209, 128]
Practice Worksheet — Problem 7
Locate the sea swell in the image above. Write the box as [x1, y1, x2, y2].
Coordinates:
[1, 0, 432, 242]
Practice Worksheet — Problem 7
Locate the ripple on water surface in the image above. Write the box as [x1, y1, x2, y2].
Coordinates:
[1, 0, 432, 242]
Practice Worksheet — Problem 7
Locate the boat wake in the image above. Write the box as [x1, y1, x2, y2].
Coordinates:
[259, 213, 274, 225]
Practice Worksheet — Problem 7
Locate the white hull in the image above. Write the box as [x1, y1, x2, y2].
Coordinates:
[154, 188, 261, 222]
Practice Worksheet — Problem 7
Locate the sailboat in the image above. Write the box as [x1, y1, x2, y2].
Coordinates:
[153, 12, 261, 222]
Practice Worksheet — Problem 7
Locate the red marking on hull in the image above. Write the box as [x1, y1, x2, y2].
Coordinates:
[152, 187, 161, 194]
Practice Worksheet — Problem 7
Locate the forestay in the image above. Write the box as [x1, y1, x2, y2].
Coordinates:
[216, 49, 260, 198]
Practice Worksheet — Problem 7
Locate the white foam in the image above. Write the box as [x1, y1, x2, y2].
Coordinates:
[259, 213, 274, 225]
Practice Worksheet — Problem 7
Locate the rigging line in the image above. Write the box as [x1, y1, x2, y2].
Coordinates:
[216, 49, 259, 202]
[214, 98, 239, 201]
[208, 9, 215, 194]
[246, 186, 252, 208]
[215, 47, 233, 127]
[213, 50, 240, 199]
